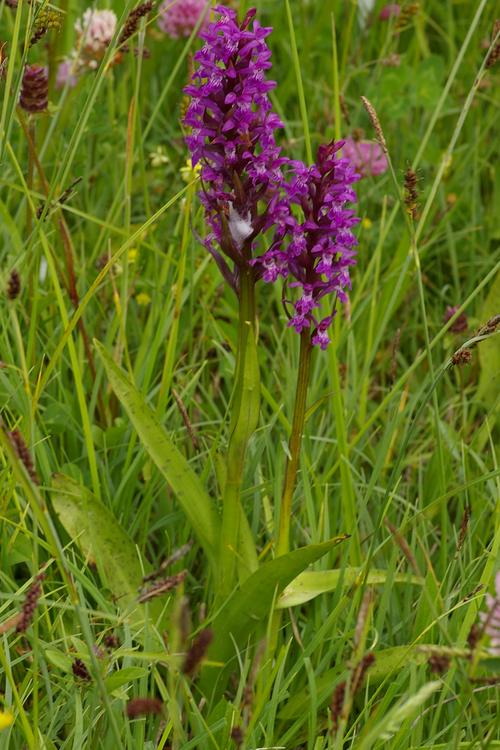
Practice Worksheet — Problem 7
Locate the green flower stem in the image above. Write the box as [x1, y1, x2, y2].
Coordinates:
[268, 331, 312, 663]
[218, 268, 260, 601]
[276, 330, 312, 557]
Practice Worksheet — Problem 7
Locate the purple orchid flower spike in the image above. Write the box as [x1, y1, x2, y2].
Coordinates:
[256, 140, 360, 348]
[183, 5, 289, 292]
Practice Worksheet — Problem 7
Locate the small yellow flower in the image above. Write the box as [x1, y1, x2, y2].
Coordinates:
[180, 157, 201, 183]
[136, 292, 151, 306]
[361, 217, 372, 229]
[0, 711, 14, 731]
[127, 248, 138, 264]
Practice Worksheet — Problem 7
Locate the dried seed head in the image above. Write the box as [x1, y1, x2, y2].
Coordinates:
[477, 314, 500, 337]
[351, 651, 376, 694]
[15, 572, 45, 633]
[9, 429, 39, 484]
[230, 726, 244, 747]
[486, 19, 500, 68]
[143, 543, 192, 582]
[395, 2, 420, 31]
[72, 658, 91, 682]
[30, 9, 61, 46]
[451, 348, 472, 367]
[330, 681, 346, 732]
[138, 570, 187, 602]
[467, 623, 480, 652]
[0, 42, 7, 80]
[7, 269, 21, 300]
[428, 652, 451, 674]
[103, 633, 120, 650]
[360, 96, 387, 153]
[182, 628, 213, 677]
[384, 518, 420, 575]
[404, 167, 419, 220]
[119, 1, 154, 45]
[456, 506, 470, 553]
[19, 64, 48, 113]
[126, 697, 163, 718]
[444, 305, 468, 334]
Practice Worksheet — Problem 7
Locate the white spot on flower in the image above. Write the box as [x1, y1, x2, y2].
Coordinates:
[228, 204, 253, 249]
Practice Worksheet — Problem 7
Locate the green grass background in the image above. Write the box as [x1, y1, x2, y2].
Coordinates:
[0, 0, 499, 747]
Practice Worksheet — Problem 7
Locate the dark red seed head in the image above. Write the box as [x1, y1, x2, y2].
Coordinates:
[7, 269, 21, 300]
[19, 64, 48, 113]
[126, 697, 163, 718]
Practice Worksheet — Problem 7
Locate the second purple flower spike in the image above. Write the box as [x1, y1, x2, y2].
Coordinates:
[257, 141, 360, 349]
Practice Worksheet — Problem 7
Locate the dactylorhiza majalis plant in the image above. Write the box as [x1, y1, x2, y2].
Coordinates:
[183, 4, 290, 599]
[184, 5, 359, 595]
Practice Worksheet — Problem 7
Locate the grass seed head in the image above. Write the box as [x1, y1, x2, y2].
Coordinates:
[15, 573, 45, 633]
[7, 269, 21, 300]
[9, 429, 39, 484]
[126, 697, 163, 718]
[182, 628, 213, 677]
[72, 658, 91, 682]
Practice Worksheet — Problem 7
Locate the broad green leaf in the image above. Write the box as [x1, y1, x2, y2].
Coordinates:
[51, 474, 149, 619]
[104, 667, 148, 694]
[276, 568, 424, 608]
[477, 271, 500, 404]
[94, 339, 220, 569]
[202, 536, 348, 695]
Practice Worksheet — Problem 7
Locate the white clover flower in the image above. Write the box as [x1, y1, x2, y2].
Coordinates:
[75, 9, 117, 53]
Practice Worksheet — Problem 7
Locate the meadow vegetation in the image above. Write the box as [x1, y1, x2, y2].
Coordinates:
[0, 0, 499, 748]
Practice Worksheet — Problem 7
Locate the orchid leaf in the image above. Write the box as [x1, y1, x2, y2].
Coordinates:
[94, 339, 220, 571]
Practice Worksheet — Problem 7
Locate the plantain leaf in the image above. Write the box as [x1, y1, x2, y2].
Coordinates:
[51, 474, 151, 621]
[277, 568, 424, 608]
[202, 536, 348, 695]
[94, 339, 220, 570]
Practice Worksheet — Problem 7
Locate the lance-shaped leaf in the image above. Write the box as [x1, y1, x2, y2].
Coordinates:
[94, 340, 220, 570]
[202, 535, 348, 696]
